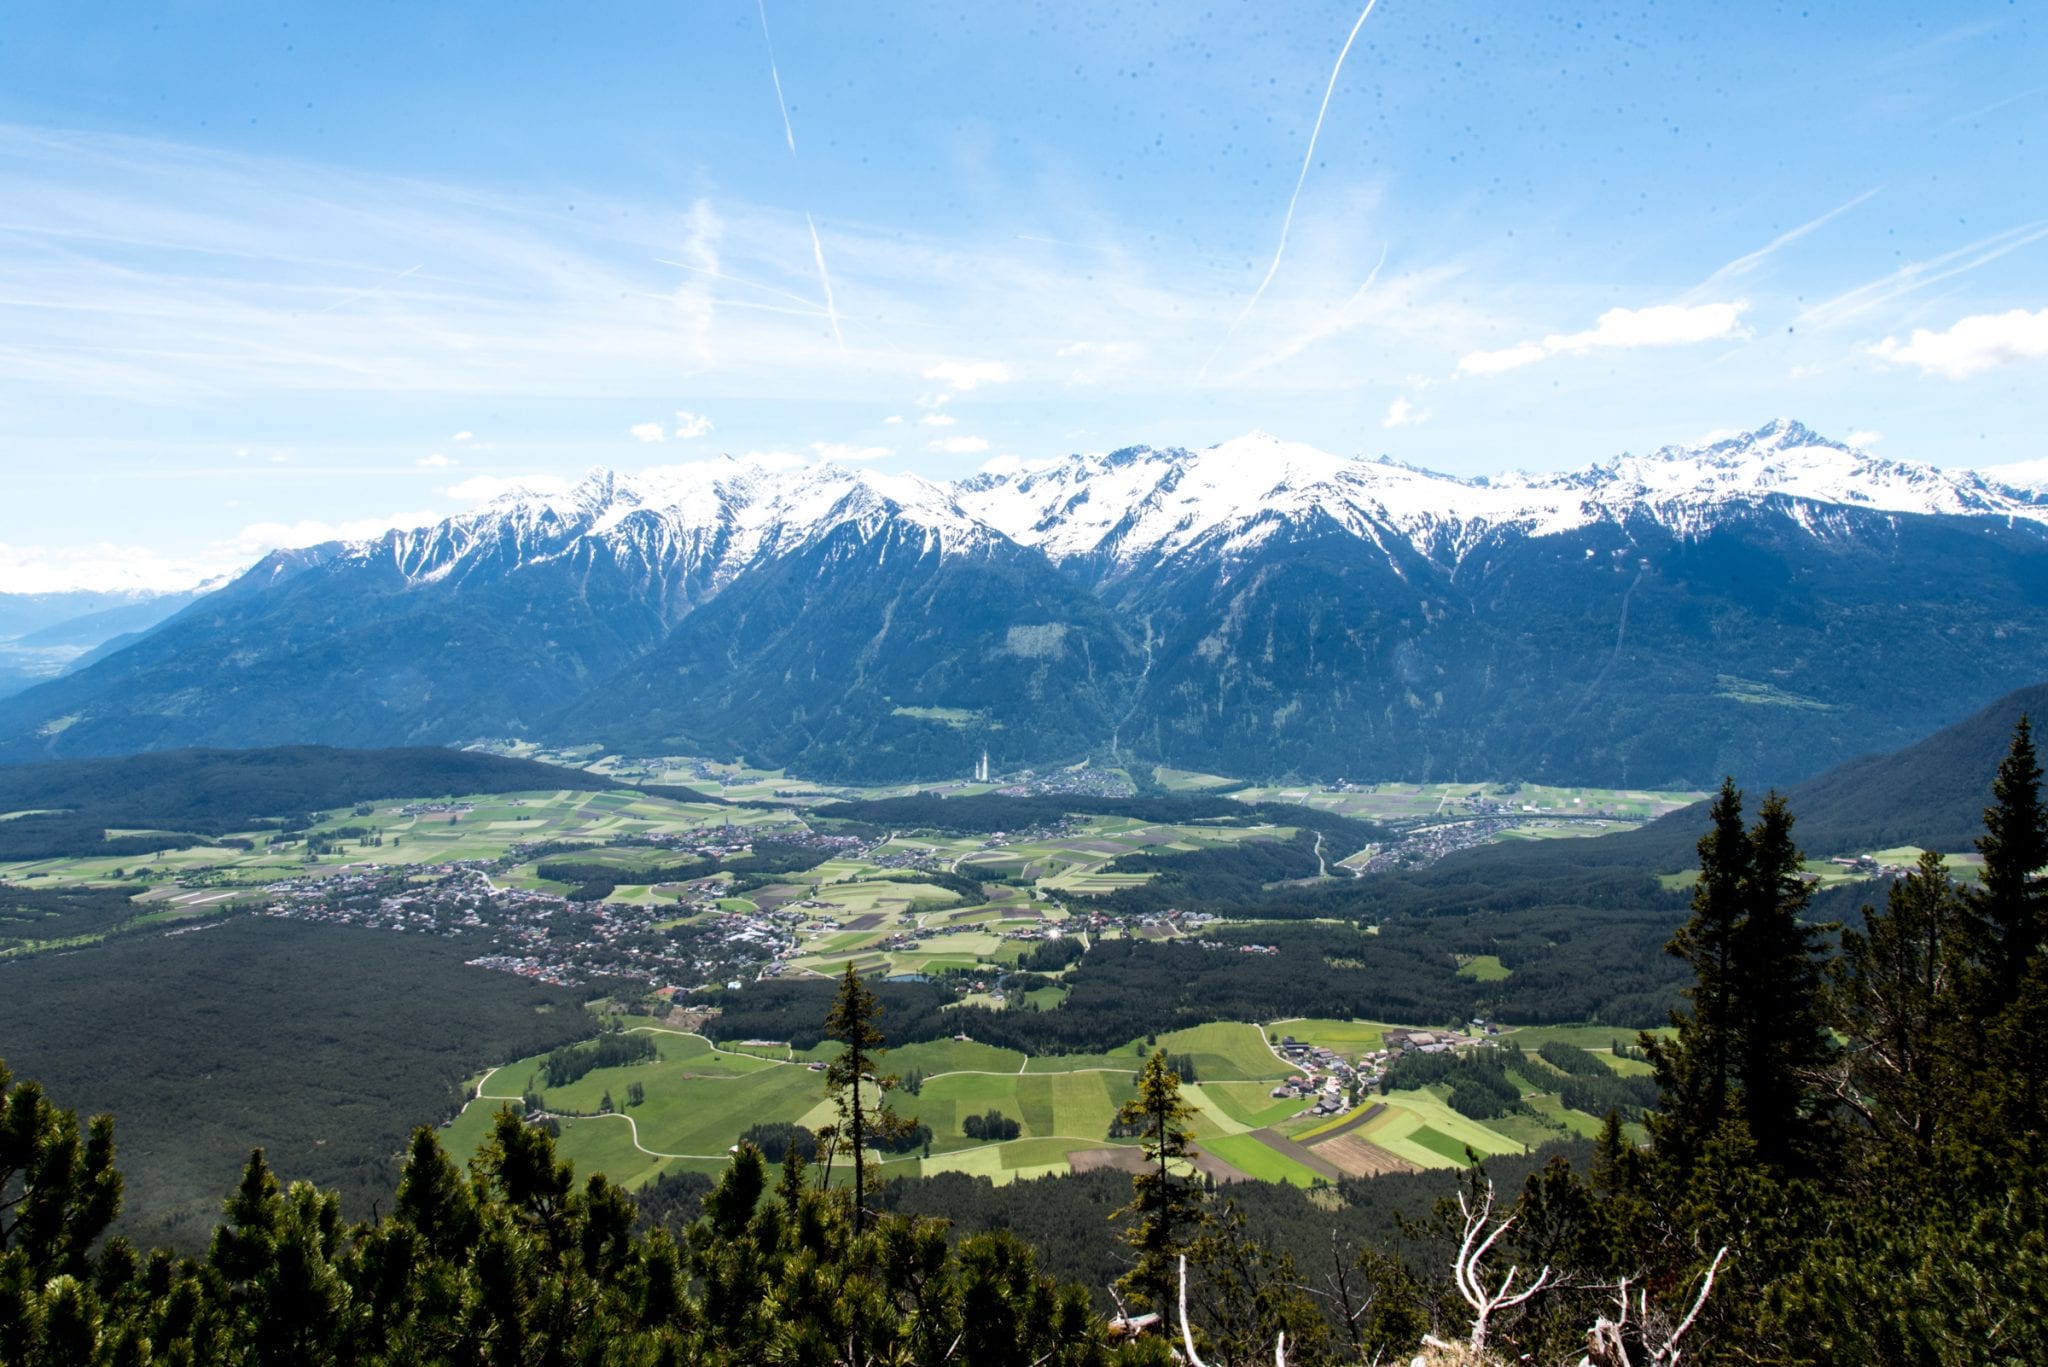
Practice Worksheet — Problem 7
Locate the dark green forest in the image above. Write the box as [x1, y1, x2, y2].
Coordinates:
[0, 917, 593, 1251]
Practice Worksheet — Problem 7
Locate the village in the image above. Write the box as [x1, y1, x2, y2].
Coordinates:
[1266, 1023, 1495, 1118]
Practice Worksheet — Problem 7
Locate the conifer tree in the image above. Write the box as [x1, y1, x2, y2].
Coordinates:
[1832, 850, 1968, 1157]
[1731, 792, 1833, 1171]
[821, 962, 911, 1234]
[1646, 783, 1832, 1173]
[1111, 1047, 1204, 1313]
[1643, 778, 1750, 1169]
[1969, 715, 2048, 1013]
[1962, 717, 2048, 1161]
[0, 1063, 122, 1282]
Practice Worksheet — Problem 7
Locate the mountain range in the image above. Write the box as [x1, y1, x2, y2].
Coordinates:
[0, 586, 217, 701]
[5, 418, 2048, 786]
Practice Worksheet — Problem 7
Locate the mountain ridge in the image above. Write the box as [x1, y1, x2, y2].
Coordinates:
[6, 419, 2048, 786]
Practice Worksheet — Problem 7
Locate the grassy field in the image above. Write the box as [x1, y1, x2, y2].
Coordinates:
[1, 785, 777, 890]
[1498, 1023, 1669, 1054]
[1267, 1018, 1389, 1055]
[1197, 1132, 1324, 1186]
[1228, 781, 1703, 854]
[430, 1007, 1648, 1191]
[1151, 767, 1240, 792]
[1361, 1091, 1526, 1167]
[1201, 1080, 1310, 1130]
[1156, 1022, 1289, 1082]
[1455, 954, 1513, 982]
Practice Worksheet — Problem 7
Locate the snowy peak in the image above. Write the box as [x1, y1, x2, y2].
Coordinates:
[958, 420, 2048, 571]
[371, 458, 1003, 588]
[1525, 420, 2038, 522]
[330, 420, 2048, 592]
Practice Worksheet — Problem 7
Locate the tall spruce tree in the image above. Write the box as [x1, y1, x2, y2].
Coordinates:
[1969, 715, 2048, 1013]
[1965, 718, 2048, 1162]
[1731, 792, 1833, 1171]
[1643, 778, 1750, 1169]
[1646, 783, 1831, 1173]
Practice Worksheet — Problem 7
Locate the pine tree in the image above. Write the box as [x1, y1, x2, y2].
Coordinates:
[1832, 850, 1968, 1157]
[1969, 715, 2048, 1014]
[821, 962, 911, 1235]
[1731, 792, 1833, 1171]
[1647, 784, 1832, 1174]
[1643, 778, 1750, 1169]
[1111, 1047, 1205, 1313]
[0, 1062, 122, 1282]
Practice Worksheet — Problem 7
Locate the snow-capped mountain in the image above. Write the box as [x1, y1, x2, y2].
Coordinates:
[8, 419, 2048, 788]
[290, 418, 2048, 595]
[370, 460, 1000, 594]
[959, 419, 2048, 571]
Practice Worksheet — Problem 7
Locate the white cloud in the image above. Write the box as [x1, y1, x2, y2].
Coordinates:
[1547, 302, 1749, 353]
[920, 413, 957, 427]
[922, 359, 1011, 391]
[808, 441, 891, 463]
[417, 452, 456, 468]
[0, 541, 232, 594]
[1460, 302, 1749, 376]
[1382, 397, 1430, 428]
[230, 511, 442, 555]
[978, 455, 1024, 477]
[673, 409, 714, 439]
[1845, 429, 1884, 447]
[1869, 308, 2048, 379]
[629, 421, 667, 443]
[930, 435, 990, 454]
[445, 474, 573, 503]
[1457, 342, 1548, 375]
[452, 430, 475, 442]
[882, 414, 905, 425]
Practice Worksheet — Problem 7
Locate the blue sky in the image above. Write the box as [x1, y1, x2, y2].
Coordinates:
[2, 1, 2044, 590]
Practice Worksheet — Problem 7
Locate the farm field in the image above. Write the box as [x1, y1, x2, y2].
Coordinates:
[437, 1008, 1634, 1193]
[1231, 781, 1704, 830]
[1455, 954, 1513, 982]
[0, 786, 777, 889]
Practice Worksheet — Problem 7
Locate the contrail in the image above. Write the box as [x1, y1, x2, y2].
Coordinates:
[1203, 0, 1382, 376]
[806, 212, 844, 348]
[755, 0, 843, 349]
[756, 0, 797, 154]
